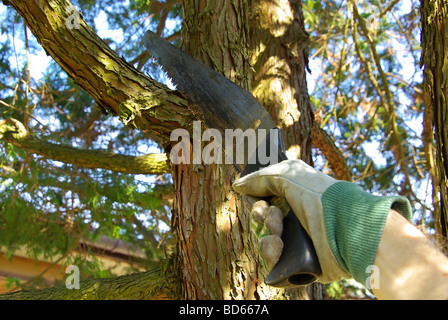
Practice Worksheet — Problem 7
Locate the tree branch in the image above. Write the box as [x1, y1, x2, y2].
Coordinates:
[0, 119, 170, 175]
[351, 1, 413, 191]
[312, 122, 352, 181]
[6, 0, 194, 144]
[0, 266, 180, 300]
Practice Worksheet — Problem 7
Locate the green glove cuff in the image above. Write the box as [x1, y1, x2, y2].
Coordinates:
[321, 181, 412, 285]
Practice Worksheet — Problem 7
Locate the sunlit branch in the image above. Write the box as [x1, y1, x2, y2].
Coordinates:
[0, 118, 170, 175]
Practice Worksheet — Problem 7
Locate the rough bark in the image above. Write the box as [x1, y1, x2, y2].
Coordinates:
[420, 0, 448, 240]
[173, 0, 279, 299]
[171, 0, 318, 300]
[0, 265, 180, 300]
[312, 122, 352, 181]
[250, 0, 314, 163]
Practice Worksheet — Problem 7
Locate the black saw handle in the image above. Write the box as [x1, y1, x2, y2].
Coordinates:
[241, 129, 321, 287]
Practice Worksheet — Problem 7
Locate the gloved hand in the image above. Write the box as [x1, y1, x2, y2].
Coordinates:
[233, 159, 412, 285]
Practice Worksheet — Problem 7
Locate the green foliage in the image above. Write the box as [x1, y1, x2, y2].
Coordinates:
[0, 0, 181, 289]
[325, 280, 372, 300]
[303, 0, 429, 223]
[5, 276, 21, 290]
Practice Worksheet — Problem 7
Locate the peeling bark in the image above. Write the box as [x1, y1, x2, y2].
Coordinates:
[172, 0, 316, 300]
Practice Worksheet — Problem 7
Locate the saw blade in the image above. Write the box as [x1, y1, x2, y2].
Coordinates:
[143, 31, 276, 135]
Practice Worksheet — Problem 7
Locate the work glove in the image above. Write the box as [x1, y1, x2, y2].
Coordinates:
[245, 196, 284, 272]
[233, 159, 412, 285]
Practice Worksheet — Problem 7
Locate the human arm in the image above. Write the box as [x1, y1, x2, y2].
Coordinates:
[232, 159, 448, 299]
[372, 209, 448, 299]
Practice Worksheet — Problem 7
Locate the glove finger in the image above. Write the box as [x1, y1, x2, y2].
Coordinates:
[233, 159, 336, 197]
[232, 162, 291, 198]
[250, 200, 270, 238]
[259, 235, 283, 272]
[251, 200, 269, 223]
[264, 206, 283, 237]
[241, 195, 260, 212]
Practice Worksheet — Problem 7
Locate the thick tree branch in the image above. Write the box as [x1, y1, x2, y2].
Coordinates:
[0, 119, 170, 175]
[7, 0, 194, 144]
[312, 122, 352, 181]
[0, 266, 180, 300]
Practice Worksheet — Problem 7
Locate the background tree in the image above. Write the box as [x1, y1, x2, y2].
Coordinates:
[0, 0, 435, 300]
[420, 0, 448, 247]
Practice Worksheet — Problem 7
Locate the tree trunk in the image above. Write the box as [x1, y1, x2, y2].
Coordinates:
[2, 0, 322, 299]
[249, 0, 314, 163]
[420, 0, 448, 243]
[171, 0, 320, 299]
